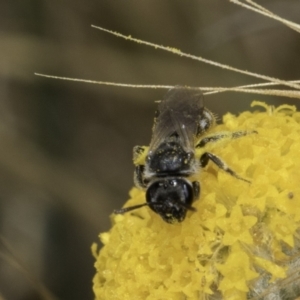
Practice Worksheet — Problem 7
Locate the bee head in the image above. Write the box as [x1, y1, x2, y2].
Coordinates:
[146, 178, 196, 223]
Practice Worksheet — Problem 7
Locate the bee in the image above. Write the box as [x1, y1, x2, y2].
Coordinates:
[114, 87, 254, 223]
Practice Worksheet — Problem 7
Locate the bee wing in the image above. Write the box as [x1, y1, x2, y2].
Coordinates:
[149, 87, 204, 153]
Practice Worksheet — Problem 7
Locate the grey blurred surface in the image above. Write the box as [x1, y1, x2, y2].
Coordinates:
[0, 1, 300, 299]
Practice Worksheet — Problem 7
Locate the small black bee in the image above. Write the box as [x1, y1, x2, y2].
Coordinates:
[114, 87, 253, 223]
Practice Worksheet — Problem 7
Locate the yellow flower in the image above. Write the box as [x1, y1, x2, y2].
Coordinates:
[217, 243, 258, 294]
[92, 102, 300, 300]
[266, 210, 298, 247]
[198, 193, 227, 232]
[216, 205, 257, 245]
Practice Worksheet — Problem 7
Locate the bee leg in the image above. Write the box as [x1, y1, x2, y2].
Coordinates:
[133, 145, 145, 159]
[200, 152, 250, 183]
[197, 108, 215, 135]
[192, 181, 200, 199]
[196, 130, 257, 148]
[134, 165, 148, 189]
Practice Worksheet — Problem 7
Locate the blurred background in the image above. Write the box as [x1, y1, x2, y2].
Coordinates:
[0, 0, 300, 299]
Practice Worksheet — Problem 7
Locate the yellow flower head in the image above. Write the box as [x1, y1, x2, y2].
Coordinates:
[92, 102, 300, 300]
[216, 205, 257, 245]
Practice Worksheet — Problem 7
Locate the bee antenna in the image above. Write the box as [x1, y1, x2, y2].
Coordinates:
[180, 204, 197, 212]
[113, 203, 148, 215]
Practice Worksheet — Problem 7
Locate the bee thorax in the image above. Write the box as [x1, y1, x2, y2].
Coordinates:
[147, 141, 194, 175]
